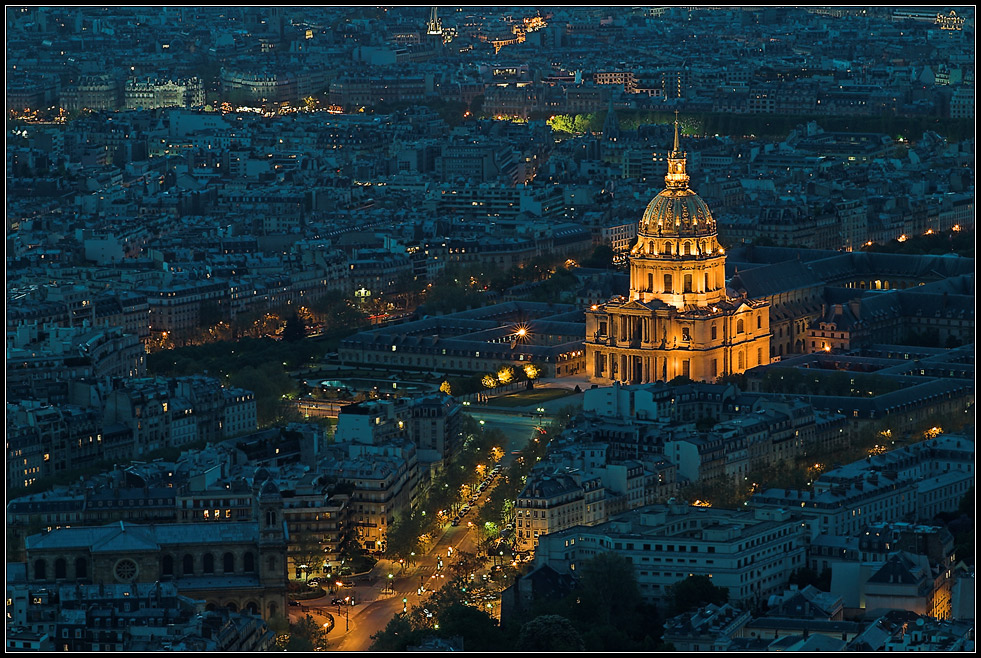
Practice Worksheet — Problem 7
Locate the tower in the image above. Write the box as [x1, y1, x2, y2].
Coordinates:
[602, 94, 620, 143]
[585, 114, 770, 384]
[426, 6, 442, 36]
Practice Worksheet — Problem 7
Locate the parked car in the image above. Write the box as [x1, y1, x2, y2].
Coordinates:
[331, 598, 347, 606]
[288, 600, 301, 607]
[338, 580, 355, 588]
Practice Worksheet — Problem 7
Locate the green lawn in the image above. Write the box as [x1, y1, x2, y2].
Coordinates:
[484, 388, 574, 408]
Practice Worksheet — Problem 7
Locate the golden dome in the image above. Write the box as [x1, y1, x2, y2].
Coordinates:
[639, 187, 716, 238]
[638, 114, 716, 238]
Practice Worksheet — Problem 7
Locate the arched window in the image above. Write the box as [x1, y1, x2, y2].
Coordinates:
[736, 319, 744, 334]
[738, 351, 745, 370]
[648, 240, 654, 253]
[757, 316, 762, 329]
[223, 552, 235, 573]
[663, 274, 673, 293]
[683, 274, 692, 293]
[244, 552, 256, 573]
[711, 325, 717, 340]
[647, 272, 654, 291]
[55, 558, 67, 580]
[705, 273, 710, 291]
[75, 557, 88, 580]
[665, 242, 673, 255]
[162, 554, 174, 576]
[203, 553, 215, 574]
[183, 554, 194, 575]
[226, 602, 239, 612]
[684, 242, 692, 255]
[246, 601, 259, 615]
[34, 559, 46, 581]
[265, 510, 276, 527]
[267, 556, 276, 573]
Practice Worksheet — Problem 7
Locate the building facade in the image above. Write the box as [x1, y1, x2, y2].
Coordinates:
[586, 120, 770, 384]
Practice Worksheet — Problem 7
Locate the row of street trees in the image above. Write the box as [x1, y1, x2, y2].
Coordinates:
[383, 416, 507, 565]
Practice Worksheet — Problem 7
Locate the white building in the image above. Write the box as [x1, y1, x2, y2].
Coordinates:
[751, 434, 974, 539]
[533, 502, 808, 606]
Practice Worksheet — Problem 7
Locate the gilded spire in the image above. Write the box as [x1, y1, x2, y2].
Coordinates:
[665, 110, 688, 189]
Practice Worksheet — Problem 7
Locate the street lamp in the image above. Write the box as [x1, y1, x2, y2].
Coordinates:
[388, 572, 393, 594]
[403, 597, 408, 614]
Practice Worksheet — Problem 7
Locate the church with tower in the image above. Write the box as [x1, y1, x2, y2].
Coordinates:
[585, 117, 770, 384]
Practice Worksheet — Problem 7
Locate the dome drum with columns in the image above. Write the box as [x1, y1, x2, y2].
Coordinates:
[586, 117, 770, 384]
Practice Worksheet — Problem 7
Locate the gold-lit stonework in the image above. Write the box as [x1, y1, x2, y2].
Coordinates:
[586, 115, 770, 384]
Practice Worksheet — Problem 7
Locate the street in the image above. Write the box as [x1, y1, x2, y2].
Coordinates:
[288, 383, 585, 650]
[291, 523, 480, 650]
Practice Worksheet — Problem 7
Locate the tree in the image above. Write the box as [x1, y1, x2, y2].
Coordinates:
[571, 552, 643, 629]
[287, 614, 320, 651]
[482, 374, 498, 389]
[439, 381, 452, 396]
[516, 615, 585, 651]
[581, 244, 615, 269]
[291, 537, 324, 582]
[283, 311, 306, 342]
[198, 300, 224, 328]
[385, 512, 423, 566]
[369, 613, 429, 651]
[668, 575, 729, 615]
[436, 603, 502, 651]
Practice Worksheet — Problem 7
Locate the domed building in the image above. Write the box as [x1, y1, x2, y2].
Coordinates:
[585, 118, 770, 384]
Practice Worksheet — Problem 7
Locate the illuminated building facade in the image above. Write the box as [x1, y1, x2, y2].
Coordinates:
[586, 118, 770, 384]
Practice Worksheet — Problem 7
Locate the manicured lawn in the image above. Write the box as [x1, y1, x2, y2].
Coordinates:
[485, 387, 574, 408]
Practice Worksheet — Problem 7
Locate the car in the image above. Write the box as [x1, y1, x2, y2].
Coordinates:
[331, 598, 348, 606]
[338, 580, 355, 588]
[288, 600, 301, 607]
[451, 519, 460, 526]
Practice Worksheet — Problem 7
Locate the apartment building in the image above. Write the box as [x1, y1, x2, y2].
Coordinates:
[534, 503, 808, 606]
